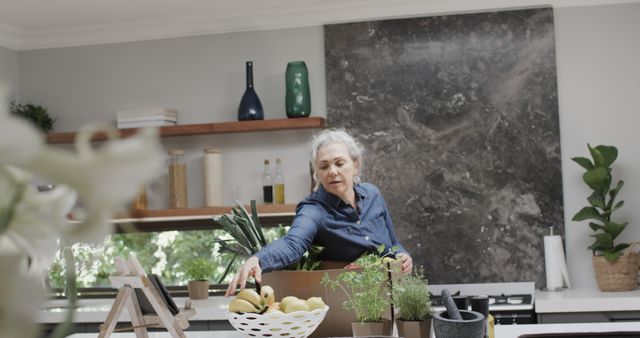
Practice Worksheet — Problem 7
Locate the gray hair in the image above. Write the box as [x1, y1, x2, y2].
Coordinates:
[310, 129, 364, 190]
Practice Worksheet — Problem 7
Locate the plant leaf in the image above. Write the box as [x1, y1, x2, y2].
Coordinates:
[225, 242, 253, 257]
[582, 167, 611, 192]
[588, 144, 605, 168]
[610, 180, 624, 195]
[213, 214, 252, 250]
[594, 145, 618, 168]
[590, 232, 613, 250]
[606, 180, 624, 209]
[233, 214, 260, 252]
[217, 255, 237, 284]
[588, 222, 604, 232]
[588, 242, 607, 252]
[605, 221, 628, 240]
[611, 200, 624, 212]
[250, 200, 267, 246]
[234, 201, 264, 249]
[603, 250, 623, 262]
[571, 157, 594, 170]
[587, 192, 605, 210]
[612, 243, 630, 251]
[572, 207, 604, 222]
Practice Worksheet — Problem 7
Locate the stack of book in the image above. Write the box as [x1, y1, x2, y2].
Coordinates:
[116, 108, 178, 129]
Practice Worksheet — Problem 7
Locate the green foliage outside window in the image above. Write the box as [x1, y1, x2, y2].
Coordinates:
[48, 227, 286, 289]
[183, 258, 216, 281]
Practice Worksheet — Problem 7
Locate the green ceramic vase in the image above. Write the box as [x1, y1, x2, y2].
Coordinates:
[285, 61, 311, 118]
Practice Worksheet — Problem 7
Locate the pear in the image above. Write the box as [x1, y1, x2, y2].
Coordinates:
[306, 296, 326, 311]
[236, 289, 263, 309]
[266, 302, 282, 313]
[260, 285, 275, 306]
[284, 298, 309, 313]
[228, 298, 260, 313]
[279, 296, 298, 313]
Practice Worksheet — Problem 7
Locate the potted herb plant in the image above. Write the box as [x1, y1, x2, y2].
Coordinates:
[321, 245, 394, 336]
[572, 144, 640, 291]
[392, 266, 433, 338]
[183, 257, 215, 299]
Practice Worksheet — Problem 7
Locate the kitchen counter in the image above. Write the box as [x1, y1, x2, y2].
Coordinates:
[536, 286, 640, 313]
[66, 331, 244, 338]
[535, 286, 640, 323]
[495, 321, 640, 338]
[39, 296, 230, 324]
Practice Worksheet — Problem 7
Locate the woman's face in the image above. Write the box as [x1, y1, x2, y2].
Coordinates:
[316, 142, 359, 199]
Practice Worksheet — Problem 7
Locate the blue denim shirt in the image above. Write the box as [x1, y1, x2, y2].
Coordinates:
[255, 182, 408, 272]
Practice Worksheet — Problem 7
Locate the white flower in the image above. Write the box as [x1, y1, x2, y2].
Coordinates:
[0, 252, 44, 338]
[26, 124, 165, 244]
[0, 110, 165, 338]
[0, 115, 43, 166]
[0, 166, 77, 268]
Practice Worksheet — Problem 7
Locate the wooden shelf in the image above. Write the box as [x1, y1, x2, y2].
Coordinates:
[47, 117, 326, 144]
[126, 203, 295, 218]
[111, 204, 296, 232]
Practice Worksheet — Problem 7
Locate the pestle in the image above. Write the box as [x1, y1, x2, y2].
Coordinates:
[441, 289, 463, 320]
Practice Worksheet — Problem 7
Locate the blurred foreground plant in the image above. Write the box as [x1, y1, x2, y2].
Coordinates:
[0, 99, 164, 338]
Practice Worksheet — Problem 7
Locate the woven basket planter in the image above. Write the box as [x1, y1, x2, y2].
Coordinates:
[592, 252, 640, 292]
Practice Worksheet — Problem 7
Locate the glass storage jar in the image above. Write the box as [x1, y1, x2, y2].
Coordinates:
[168, 149, 188, 208]
[203, 148, 223, 207]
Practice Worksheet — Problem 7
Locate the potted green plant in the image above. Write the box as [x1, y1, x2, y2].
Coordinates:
[572, 144, 640, 291]
[321, 245, 394, 336]
[10, 101, 56, 132]
[392, 266, 433, 338]
[183, 257, 215, 299]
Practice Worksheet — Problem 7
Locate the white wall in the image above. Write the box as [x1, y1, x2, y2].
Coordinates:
[18, 27, 326, 208]
[15, 2, 640, 287]
[0, 45, 18, 114]
[555, 2, 640, 287]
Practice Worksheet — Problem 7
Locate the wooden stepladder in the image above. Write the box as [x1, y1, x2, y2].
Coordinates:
[98, 256, 196, 338]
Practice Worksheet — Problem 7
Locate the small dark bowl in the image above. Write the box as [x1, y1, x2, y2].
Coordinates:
[433, 309, 485, 338]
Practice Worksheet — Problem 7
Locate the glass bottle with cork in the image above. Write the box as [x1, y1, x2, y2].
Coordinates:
[168, 149, 188, 208]
[262, 159, 273, 204]
[274, 158, 285, 204]
[131, 184, 148, 210]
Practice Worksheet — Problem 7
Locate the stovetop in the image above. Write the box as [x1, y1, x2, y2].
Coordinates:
[427, 282, 535, 311]
[429, 292, 534, 310]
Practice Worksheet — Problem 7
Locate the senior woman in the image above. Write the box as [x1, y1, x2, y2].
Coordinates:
[226, 129, 412, 296]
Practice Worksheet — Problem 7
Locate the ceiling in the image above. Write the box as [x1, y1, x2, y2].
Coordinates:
[0, 0, 637, 50]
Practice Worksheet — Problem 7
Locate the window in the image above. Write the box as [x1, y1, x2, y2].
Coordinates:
[48, 227, 287, 296]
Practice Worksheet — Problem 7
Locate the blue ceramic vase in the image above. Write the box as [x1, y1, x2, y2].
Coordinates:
[238, 61, 264, 121]
[285, 61, 311, 118]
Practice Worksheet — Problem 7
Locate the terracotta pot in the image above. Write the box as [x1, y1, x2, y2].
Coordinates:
[397, 318, 432, 338]
[351, 318, 392, 336]
[592, 252, 640, 292]
[188, 280, 209, 299]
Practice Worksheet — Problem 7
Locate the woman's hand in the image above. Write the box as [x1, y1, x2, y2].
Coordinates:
[397, 253, 413, 275]
[225, 256, 262, 297]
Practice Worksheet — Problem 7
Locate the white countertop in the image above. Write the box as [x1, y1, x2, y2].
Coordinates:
[39, 296, 231, 324]
[41, 286, 640, 324]
[535, 286, 640, 313]
[66, 331, 244, 338]
[495, 321, 640, 337]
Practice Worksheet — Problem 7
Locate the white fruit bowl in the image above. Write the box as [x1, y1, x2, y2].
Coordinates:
[226, 306, 329, 338]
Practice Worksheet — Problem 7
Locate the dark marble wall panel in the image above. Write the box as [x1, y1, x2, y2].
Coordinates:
[324, 8, 563, 285]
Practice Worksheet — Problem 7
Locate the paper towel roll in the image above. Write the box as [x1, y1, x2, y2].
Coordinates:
[544, 235, 571, 289]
